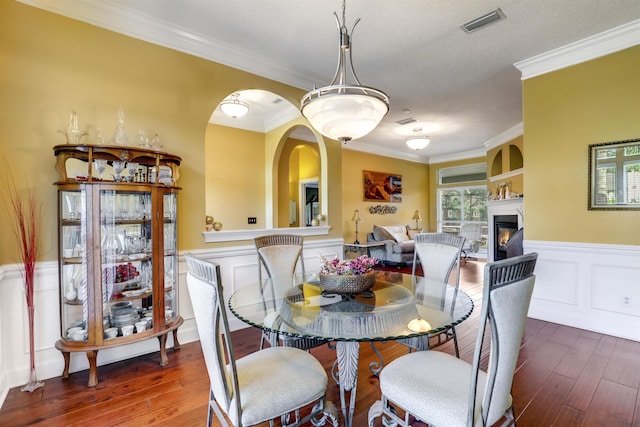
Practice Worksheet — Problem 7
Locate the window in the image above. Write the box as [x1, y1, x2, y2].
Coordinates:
[437, 186, 488, 251]
[438, 163, 487, 185]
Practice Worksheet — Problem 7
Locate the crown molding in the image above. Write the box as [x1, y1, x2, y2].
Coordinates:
[427, 148, 488, 165]
[483, 123, 524, 151]
[515, 19, 640, 80]
[343, 140, 431, 164]
[17, 0, 315, 90]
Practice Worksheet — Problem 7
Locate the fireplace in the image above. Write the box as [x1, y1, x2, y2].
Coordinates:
[487, 198, 523, 262]
[494, 215, 518, 260]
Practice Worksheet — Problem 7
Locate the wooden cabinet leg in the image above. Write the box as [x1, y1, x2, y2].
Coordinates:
[158, 334, 168, 366]
[61, 351, 70, 379]
[172, 328, 181, 350]
[86, 350, 99, 387]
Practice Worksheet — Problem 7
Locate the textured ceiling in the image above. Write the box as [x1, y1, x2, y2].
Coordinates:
[21, 0, 640, 163]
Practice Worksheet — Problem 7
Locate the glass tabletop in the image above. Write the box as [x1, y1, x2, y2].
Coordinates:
[228, 270, 474, 342]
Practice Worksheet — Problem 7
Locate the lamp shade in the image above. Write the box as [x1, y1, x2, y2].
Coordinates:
[302, 88, 389, 142]
[411, 210, 422, 221]
[219, 93, 249, 118]
[405, 128, 430, 150]
[352, 209, 361, 222]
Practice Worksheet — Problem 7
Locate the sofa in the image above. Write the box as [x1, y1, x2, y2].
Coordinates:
[367, 225, 419, 266]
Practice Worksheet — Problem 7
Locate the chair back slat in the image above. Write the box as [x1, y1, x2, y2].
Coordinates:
[185, 254, 241, 425]
[255, 234, 305, 283]
[413, 233, 466, 283]
[468, 252, 538, 427]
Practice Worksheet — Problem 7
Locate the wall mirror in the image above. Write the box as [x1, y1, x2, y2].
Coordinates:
[588, 138, 640, 210]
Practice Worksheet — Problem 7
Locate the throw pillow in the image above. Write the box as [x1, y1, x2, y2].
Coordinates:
[373, 225, 395, 242]
[407, 228, 422, 240]
[382, 225, 409, 242]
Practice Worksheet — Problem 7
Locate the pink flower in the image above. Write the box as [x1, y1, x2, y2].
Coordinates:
[319, 255, 378, 275]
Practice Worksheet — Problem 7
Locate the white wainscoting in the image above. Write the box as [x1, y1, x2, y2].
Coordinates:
[526, 240, 640, 342]
[0, 237, 344, 406]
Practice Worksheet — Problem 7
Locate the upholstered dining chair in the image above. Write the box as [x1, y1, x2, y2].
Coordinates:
[368, 252, 538, 427]
[254, 234, 326, 351]
[459, 223, 483, 262]
[400, 232, 466, 357]
[184, 254, 338, 427]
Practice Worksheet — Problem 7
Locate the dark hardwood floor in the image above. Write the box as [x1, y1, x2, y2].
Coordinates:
[2, 260, 640, 426]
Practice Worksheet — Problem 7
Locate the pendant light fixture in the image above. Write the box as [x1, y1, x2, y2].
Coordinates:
[219, 93, 250, 118]
[301, 0, 389, 143]
[405, 127, 430, 150]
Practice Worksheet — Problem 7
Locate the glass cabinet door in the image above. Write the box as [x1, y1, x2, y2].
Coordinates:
[163, 191, 178, 324]
[59, 189, 88, 342]
[100, 189, 153, 339]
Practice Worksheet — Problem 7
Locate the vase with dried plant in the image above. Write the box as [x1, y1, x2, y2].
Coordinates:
[2, 171, 44, 392]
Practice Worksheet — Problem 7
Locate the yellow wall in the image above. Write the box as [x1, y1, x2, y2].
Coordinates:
[279, 139, 319, 228]
[524, 46, 640, 245]
[341, 150, 429, 241]
[205, 124, 266, 229]
[0, 1, 338, 264]
[428, 157, 488, 231]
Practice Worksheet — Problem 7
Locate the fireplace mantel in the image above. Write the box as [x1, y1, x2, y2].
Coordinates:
[487, 198, 524, 261]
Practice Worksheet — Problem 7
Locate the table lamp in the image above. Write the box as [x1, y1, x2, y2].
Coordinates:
[412, 210, 422, 230]
[352, 209, 362, 244]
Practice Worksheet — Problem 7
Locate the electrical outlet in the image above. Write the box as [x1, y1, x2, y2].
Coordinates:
[248, 217, 257, 224]
[623, 296, 632, 307]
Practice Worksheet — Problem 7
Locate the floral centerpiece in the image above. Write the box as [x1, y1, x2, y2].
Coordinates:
[319, 255, 379, 294]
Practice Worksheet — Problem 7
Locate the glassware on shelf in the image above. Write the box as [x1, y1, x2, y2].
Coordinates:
[112, 161, 125, 181]
[58, 110, 89, 144]
[64, 193, 80, 220]
[150, 133, 163, 151]
[94, 159, 107, 180]
[112, 106, 129, 146]
[126, 162, 139, 182]
[138, 130, 149, 148]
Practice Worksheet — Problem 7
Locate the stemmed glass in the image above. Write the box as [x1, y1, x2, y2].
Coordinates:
[94, 159, 107, 181]
[126, 162, 139, 182]
[112, 161, 125, 181]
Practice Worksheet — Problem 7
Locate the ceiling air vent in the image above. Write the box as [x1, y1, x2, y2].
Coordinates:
[395, 117, 417, 126]
[461, 8, 505, 33]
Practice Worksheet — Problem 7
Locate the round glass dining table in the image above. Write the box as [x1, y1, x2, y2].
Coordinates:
[229, 270, 474, 427]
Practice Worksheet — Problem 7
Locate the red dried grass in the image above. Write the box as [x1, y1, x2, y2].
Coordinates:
[3, 170, 42, 308]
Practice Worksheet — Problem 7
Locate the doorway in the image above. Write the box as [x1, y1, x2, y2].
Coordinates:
[299, 178, 318, 226]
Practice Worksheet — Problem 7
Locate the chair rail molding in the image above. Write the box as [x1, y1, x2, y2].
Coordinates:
[0, 236, 345, 407]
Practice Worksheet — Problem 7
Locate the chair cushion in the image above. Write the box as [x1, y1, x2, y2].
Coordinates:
[380, 350, 511, 427]
[232, 347, 328, 426]
[373, 225, 395, 242]
[381, 225, 410, 242]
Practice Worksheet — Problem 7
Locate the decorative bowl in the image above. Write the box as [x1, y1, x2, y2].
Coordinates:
[319, 271, 376, 295]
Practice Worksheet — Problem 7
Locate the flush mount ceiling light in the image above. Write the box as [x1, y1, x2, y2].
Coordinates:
[300, 0, 389, 143]
[219, 93, 249, 118]
[405, 128, 430, 150]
